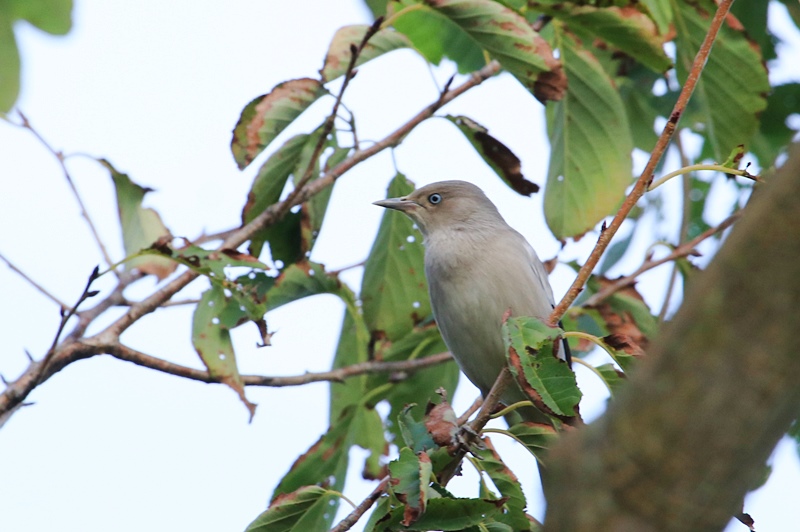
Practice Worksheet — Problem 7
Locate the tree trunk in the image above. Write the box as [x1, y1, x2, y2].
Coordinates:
[544, 146, 800, 532]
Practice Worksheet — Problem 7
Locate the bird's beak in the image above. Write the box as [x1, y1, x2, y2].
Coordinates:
[372, 197, 418, 212]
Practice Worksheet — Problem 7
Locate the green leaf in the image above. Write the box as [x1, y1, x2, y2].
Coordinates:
[543, 25, 633, 240]
[471, 439, 528, 530]
[245, 486, 333, 532]
[242, 134, 308, 257]
[367, 326, 458, 445]
[362, 173, 431, 341]
[750, 83, 800, 168]
[0, 0, 72, 112]
[192, 285, 256, 419]
[388, 448, 435, 526]
[640, 0, 673, 35]
[0, 21, 20, 113]
[619, 74, 661, 152]
[320, 24, 413, 82]
[373, 496, 503, 531]
[243, 127, 344, 262]
[672, 0, 769, 161]
[730, 0, 774, 61]
[444, 115, 540, 196]
[231, 78, 328, 169]
[507, 422, 559, 463]
[530, 0, 672, 73]
[264, 261, 344, 311]
[594, 363, 627, 395]
[272, 407, 363, 529]
[329, 310, 371, 423]
[502, 316, 581, 417]
[398, 404, 438, 453]
[5, 0, 73, 35]
[101, 160, 176, 280]
[390, 0, 564, 100]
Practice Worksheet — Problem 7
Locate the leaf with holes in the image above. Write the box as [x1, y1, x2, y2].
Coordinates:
[503, 316, 581, 417]
[362, 173, 431, 341]
[102, 160, 176, 280]
[390, 0, 565, 102]
[231, 78, 328, 169]
[543, 24, 633, 240]
[445, 115, 539, 196]
[320, 24, 413, 82]
[192, 285, 256, 419]
[672, 0, 769, 161]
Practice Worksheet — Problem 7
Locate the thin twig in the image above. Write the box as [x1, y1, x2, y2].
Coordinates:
[0, 251, 69, 309]
[583, 211, 741, 308]
[456, 396, 484, 425]
[103, 344, 453, 387]
[16, 111, 117, 272]
[330, 477, 390, 532]
[548, 0, 736, 325]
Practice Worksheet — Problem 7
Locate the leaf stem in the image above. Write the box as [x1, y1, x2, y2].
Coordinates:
[648, 164, 759, 191]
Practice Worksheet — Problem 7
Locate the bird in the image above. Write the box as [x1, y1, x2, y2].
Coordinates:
[373, 180, 571, 423]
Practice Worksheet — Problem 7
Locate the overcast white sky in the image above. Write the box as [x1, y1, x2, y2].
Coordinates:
[1, 2, 798, 531]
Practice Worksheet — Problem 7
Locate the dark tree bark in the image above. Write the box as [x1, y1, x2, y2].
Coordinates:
[544, 146, 800, 532]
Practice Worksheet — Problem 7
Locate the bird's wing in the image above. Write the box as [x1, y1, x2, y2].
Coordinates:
[521, 236, 555, 307]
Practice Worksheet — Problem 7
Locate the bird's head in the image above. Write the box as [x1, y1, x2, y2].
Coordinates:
[373, 180, 503, 237]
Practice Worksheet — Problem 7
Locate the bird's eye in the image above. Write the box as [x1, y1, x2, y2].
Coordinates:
[428, 193, 442, 205]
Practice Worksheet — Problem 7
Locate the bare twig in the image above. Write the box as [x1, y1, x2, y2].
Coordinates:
[583, 211, 742, 308]
[330, 477, 390, 532]
[456, 396, 484, 425]
[102, 344, 453, 387]
[548, 0, 736, 325]
[0, 251, 69, 309]
[16, 112, 117, 272]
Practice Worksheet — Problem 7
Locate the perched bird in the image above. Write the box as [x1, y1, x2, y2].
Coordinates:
[374, 180, 570, 422]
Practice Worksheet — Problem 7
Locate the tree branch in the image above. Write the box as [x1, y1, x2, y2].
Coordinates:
[104, 344, 453, 387]
[330, 476, 390, 532]
[0, 250, 69, 309]
[548, 0, 736, 326]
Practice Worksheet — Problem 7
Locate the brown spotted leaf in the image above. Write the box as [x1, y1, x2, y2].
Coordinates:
[502, 316, 581, 418]
[390, 0, 565, 101]
[244, 486, 331, 532]
[388, 447, 434, 527]
[320, 24, 413, 82]
[472, 437, 528, 530]
[445, 115, 540, 196]
[424, 398, 459, 450]
[587, 276, 657, 351]
[231, 78, 328, 169]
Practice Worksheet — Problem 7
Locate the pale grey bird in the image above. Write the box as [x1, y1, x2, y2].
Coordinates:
[374, 180, 570, 422]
